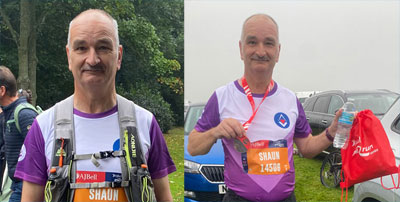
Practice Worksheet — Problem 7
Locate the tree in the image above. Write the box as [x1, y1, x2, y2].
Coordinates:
[133, 0, 184, 125]
[0, 0, 39, 104]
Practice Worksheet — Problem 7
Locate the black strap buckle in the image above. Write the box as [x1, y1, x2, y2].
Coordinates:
[99, 151, 114, 159]
[111, 181, 122, 188]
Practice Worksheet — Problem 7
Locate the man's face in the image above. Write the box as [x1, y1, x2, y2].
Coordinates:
[66, 12, 122, 91]
[239, 16, 280, 74]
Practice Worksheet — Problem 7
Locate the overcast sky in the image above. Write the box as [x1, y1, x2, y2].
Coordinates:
[184, 0, 400, 103]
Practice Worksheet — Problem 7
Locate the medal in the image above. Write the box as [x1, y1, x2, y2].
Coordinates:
[234, 77, 274, 152]
[234, 135, 250, 153]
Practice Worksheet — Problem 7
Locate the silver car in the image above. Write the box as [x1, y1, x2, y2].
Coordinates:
[353, 96, 400, 202]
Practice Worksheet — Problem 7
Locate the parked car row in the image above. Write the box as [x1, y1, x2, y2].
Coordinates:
[303, 90, 399, 154]
[185, 89, 400, 202]
[296, 91, 320, 105]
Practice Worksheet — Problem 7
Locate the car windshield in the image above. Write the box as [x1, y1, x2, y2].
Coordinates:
[184, 105, 205, 135]
[347, 93, 399, 115]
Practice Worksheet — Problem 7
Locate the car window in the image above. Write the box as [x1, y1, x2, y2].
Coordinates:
[347, 93, 399, 115]
[313, 96, 330, 113]
[394, 115, 400, 132]
[184, 105, 205, 135]
[328, 95, 344, 115]
[304, 96, 316, 111]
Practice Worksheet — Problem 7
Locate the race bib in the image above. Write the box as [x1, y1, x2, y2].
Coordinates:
[74, 188, 127, 202]
[73, 171, 128, 202]
[242, 140, 290, 175]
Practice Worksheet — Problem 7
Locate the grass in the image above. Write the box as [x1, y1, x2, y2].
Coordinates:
[164, 127, 353, 202]
[165, 127, 184, 202]
[294, 154, 354, 202]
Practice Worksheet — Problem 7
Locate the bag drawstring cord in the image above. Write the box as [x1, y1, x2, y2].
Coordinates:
[381, 165, 400, 190]
[340, 169, 349, 202]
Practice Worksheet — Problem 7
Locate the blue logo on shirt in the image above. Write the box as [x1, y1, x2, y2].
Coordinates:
[113, 139, 120, 151]
[274, 112, 290, 129]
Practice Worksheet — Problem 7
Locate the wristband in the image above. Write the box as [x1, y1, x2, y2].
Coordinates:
[325, 128, 334, 142]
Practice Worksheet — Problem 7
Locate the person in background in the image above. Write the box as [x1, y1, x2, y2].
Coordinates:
[0, 66, 38, 202]
[17, 90, 32, 104]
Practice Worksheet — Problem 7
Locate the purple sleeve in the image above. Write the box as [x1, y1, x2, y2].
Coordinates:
[294, 99, 312, 138]
[147, 117, 176, 179]
[194, 92, 221, 132]
[14, 119, 48, 185]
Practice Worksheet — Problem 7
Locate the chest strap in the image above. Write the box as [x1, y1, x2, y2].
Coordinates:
[73, 150, 125, 167]
[70, 181, 130, 189]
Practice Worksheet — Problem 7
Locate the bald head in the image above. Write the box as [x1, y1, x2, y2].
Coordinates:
[241, 14, 279, 42]
[67, 9, 119, 50]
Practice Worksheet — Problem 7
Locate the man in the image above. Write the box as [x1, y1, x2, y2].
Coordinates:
[0, 66, 38, 202]
[14, 9, 176, 202]
[187, 14, 341, 202]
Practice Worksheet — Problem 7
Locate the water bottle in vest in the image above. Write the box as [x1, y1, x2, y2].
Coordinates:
[333, 101, 356, 148]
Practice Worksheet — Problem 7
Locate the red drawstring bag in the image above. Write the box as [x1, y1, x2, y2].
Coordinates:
[340, 110, 399, 201]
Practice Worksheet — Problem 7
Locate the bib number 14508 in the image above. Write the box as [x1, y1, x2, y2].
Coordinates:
[260, 163, 281, 173]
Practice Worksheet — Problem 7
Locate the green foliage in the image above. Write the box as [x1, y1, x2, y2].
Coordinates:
[117, 84, 174, 133]
[164, 127, 184, 202]
[0, 0, 183, 123]
[134, 0, 184, 125]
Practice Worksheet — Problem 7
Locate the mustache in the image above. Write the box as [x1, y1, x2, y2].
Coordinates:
[81, 64, 104, 71]
[251, 55, 270, 61]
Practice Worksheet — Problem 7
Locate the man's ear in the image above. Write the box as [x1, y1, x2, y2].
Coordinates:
[0, 86, 6, 97]
[66, 45, 72, 71]
[275, 43, 281, 63]
[117, 45, 123, 71]
[239, 40, 244, 61]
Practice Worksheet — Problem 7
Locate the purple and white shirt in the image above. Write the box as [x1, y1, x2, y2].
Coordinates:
[15, 104, 176, 187]
[195, 80, 311, 202]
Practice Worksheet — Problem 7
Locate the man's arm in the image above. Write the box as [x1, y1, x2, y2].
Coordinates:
[294, 109, 342, 158]
[153, 175, 173, 202]
[21, 181, 44, 202]
[188, 118, 245, 156]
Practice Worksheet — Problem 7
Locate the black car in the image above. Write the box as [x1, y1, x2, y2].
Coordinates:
[303, 89, 399, 154]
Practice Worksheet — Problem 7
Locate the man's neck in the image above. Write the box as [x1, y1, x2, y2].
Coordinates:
[240, 72, 273, 94]
[0, 95, 19, 107]
[73, 88, 117, 114]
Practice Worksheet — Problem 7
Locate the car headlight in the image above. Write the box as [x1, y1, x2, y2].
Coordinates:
[184, 160, 201, 173]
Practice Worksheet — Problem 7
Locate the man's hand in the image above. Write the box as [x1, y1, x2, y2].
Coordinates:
[211, 118, 246, 139]
[188, 118, 245, 156]
[327, 109, 343, 136]
[294, 108, 345, 158]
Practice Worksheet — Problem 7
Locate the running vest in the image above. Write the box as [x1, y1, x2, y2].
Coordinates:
[44, 95, 156, 202]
